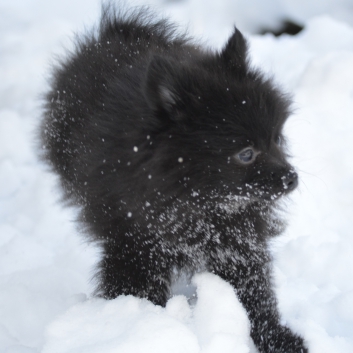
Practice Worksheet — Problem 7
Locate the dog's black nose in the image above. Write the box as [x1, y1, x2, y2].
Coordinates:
[284, 171, 298, 191]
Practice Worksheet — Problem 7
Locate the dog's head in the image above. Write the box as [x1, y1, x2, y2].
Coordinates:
[143, 27, 297, 204]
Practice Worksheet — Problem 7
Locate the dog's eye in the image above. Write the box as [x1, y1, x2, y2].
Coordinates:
[237, 147, 255, 164]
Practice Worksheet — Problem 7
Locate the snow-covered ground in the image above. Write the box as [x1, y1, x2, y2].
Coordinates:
[1, 0, 353, 352]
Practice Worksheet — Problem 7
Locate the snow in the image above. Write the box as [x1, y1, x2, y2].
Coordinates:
[41, 273, 249, 353]
[192, 274, 250, 353]
[1, 0, 353, 352]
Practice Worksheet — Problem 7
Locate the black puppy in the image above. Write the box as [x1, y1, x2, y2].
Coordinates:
[40, 5, 307, 353]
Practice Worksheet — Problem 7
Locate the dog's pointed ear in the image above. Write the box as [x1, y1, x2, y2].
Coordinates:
[144, 55, 181, 115]
[220, 27, 249, 77]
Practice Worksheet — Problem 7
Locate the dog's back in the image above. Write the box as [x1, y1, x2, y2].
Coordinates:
[40, 8, 196, 202]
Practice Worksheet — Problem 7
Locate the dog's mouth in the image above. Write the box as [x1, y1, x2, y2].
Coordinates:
[238, 173, 298, 202]
[190, 170, 298, 210]
[222, 170, 298, 204]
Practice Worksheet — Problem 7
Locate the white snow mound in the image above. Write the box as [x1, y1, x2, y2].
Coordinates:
[42, 273, 250, 353]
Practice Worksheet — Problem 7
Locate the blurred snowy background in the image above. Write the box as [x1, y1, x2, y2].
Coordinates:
[1, 0, 353, 352]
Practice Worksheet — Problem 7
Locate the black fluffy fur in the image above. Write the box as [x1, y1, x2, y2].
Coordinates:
[40, 5, 307, 353]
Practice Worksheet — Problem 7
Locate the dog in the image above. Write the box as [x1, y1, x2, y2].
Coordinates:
[40, 5, 307, 353]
